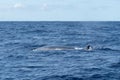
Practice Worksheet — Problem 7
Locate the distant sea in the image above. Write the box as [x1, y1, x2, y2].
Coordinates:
[0, 21, 120, 80]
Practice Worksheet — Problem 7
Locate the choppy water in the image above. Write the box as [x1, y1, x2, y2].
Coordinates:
[0, 21, 120, 80]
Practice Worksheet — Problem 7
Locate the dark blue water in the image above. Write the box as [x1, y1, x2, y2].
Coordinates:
[0, 21, 120, 80]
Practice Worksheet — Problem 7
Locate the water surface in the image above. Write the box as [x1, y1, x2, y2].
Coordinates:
[0, 21, 120, 80]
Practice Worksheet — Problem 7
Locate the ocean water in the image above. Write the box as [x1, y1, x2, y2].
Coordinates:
[0, 21, 120, 80]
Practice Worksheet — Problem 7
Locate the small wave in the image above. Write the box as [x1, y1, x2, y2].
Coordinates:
[99, 47, 113, 51]
[109, 61, 120, 68]
[84, 67, 102, 72]
[87, 72, 119, 80]
[90, 74, 103, 79]
[6, 54, 28, 60]
[40, 75, 84, 80]
[3, 40, 21, 46]
[23, 29, 50, 34]
[12, 65, 47, 69]
[23, 65, 45, 68]
[24, 44, 47, 50]
[3, 78, 15, 80]
[97, 47, 120, 52]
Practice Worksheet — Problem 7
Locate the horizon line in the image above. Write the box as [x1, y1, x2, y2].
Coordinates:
[0, 20, 119, 22]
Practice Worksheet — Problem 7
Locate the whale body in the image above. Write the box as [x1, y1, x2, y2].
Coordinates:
[33, 45, 93, 51]
[33, 46, 86, 51]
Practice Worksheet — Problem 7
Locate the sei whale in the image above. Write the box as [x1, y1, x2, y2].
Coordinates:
[33, 45, 92, 51]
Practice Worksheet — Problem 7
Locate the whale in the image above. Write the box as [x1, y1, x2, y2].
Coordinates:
[33, 46, 83, 51]
[33, 45, 92, 51]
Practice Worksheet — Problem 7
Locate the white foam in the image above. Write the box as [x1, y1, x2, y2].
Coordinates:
[54, 48, 63, 50]
[74, 47, 83, 50]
